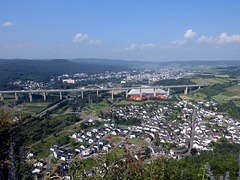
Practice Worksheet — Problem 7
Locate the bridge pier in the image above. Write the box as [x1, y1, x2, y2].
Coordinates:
[167, 88, 170, 96]
[60, 92, 62, 100]
[111, 90, 114, 100]
[140, 89, 142, 98]
[154, 88, 156, 97]
[97, 90, 99, 96]
[81, 91, 83, 99]
[198, 86, 201, 90]
[184, 87, 188, 95]
[0, 93, 4, 101]
[29, 92, 32, 102]
[125, 90, 128, 98]
[15, 93, 18, 101]
[43, 92, 46, 101]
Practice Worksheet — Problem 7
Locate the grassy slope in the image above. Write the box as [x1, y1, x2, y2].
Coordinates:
[191, 78, 229, 84]
[212, 85, 240, 102]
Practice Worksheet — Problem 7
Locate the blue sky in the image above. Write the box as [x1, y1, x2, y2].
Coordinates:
[1, 0, 240, 61]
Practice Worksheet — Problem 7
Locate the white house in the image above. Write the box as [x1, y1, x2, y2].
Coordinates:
[88, 137, 97, 144]
[32, 168, 40, 174]
[82, 149, 93, 157]
[102, 145, 111, 152]
[130, 134, 137, 139]
[87, 131, 94, 137]
[80, 144, 88, 150]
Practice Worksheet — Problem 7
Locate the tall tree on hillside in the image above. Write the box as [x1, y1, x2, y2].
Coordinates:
[0, 108, 13, 160]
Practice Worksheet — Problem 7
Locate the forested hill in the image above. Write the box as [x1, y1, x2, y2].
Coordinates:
[0, 59, 128, 84]
[70, 58, 240, 67]
[157, 60, 240, 68]
[69, 58, 152, 67]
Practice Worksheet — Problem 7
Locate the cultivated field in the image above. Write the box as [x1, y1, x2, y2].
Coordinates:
[212, 85, 240, 102]
[191, 78, 229, 84]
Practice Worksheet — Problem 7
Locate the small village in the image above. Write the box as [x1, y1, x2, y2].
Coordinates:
[29, 99, 240, 178]
[10, 67, 195, 90]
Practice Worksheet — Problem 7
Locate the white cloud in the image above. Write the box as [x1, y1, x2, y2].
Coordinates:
[2, 21, 14, 27]
[73, 33, 102, 45]
[171, 29, 196, 46]
[197, 35, 215, 43]
[141, 43, 154, 48]
[171, 40, 186, 45]
[125, 43, 155, 51]
[197, 33, 240, 44]
[217, 32, 240, 44]
[73, 33, 89, 43]
[184, 29, 196, 39]
[126, 43, 137, 50]
[5, 43, 37, 48]
[88, 39, 102, 45]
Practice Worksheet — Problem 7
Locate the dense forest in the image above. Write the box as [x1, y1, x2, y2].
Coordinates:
[153, 78, 196, 94]
[153, 78, 195, 86]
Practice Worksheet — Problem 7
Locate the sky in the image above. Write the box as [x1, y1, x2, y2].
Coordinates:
[1, 0, 240, 61]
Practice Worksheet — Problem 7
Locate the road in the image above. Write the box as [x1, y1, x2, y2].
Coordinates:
[45, 125, 132, 168]
[37, 100, 198, 169]
[30, 113, 91, 147]
[111, 127, 134, 151]
[175, 94, 181, 101]
[187, 108, 196, 156]
[36, 99, 68, 117]
[0, 84, 212, 94]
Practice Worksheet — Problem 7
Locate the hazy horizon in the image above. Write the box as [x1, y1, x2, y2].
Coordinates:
[1, 0, 240, 61]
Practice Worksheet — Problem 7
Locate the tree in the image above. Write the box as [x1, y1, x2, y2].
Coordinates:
[0, 109, 13, 160]
[80, 123, 86, 129]
[190, 148, 198, 155]
[145, 147, 151, 158]
[220, 137, 228, 142]
[99, 110, 103, 118]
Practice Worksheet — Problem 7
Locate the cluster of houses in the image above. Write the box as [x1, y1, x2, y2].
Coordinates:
[193, 107, 240, 150]
[106, 99, 240, 155]
[58, 67, 194, 86]
[30, 99, 240, 177]
[50, 143, 74, 161]
[108, 103, 172, 121]
[124, 68, 194, 84]
[11, 80, 47, 90]
[48, 99, 240, 166]
[47, 121, 133, 167]
[31, 160, 45, 175]
[108, 102, 192, 149]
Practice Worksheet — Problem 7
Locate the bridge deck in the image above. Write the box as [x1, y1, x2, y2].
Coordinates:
[0, 84, 211, 94]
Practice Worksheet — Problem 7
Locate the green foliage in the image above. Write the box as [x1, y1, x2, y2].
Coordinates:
[199, 81, 237, 100]
[80, 122, 87, 129]
[216, 100, 240, 119]
[48, 143, 240, 179]
[220, 137, 228, 142]
[12, 113, 78, 145]
[145, 147, 151, 158]
[153, 78, 195, 86]
[0, 59, 128, 90]
[0, 109, 15, 161]
[34, 132, 71, 158]
[218, 65, 240, 78]
[114, 116, 141, 126]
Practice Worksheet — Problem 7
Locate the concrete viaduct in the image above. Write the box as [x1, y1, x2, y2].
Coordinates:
[0, 84, 211, 102]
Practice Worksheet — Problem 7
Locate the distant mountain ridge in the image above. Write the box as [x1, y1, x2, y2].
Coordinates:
[0, 59, 128, 86]
[0, 58, 240, 86]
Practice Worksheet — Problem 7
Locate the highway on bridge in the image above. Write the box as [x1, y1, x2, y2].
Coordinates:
[0, 84, 211, 94]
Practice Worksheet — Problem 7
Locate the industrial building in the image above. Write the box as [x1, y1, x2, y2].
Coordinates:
[127, 88, 167, 100]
